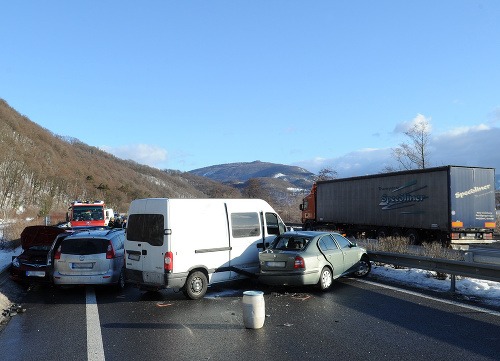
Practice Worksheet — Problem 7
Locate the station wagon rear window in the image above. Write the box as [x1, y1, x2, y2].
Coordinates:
[61, 238, 108, 255]
[231, 212, 260, 238]
[127, 214, 164, 246]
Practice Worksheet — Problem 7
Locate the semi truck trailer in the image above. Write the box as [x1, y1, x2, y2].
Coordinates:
[300, 166, 496, 245]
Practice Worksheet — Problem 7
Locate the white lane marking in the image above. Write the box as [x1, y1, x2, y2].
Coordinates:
[357, 278, 500, 317]
[86, 287, 106, 361]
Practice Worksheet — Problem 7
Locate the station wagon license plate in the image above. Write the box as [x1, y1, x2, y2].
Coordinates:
[26, 271, 45, 277]
[266, 261, 285, 268]
[72, 262, 93, 269]
[128, 253, 140, 261]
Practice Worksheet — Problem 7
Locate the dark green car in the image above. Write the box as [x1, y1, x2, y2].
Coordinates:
[258, 231, 371, 290]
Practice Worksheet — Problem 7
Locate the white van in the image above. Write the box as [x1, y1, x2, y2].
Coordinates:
[124, 198, 286, 299]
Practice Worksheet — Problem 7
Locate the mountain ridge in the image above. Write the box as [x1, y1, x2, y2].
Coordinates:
[189, 160, 315, 190]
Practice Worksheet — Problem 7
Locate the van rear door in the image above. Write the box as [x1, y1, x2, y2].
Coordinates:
[125, 199, 168, 287]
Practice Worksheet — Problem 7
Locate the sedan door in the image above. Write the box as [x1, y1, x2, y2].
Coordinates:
[332, 234, 360, 271]
[317, 235, 345, 278]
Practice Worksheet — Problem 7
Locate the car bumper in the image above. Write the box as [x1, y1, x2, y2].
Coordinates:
[10, 267, 51, 283]
[124, 268, 187, 289]
[53, 270, 117, 285]
[257, 269, 320, 286]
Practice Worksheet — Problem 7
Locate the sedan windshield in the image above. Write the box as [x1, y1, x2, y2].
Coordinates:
[271, 235, 312, 251]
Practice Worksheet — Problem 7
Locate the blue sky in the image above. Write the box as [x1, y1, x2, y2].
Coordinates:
[1, 1, 499, 177]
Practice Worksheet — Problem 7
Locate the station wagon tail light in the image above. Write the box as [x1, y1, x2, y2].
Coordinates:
[106, 242, 116, 259]
[54, 246, 62, 260]
[164, 251, 173, 272]
[294, 256, 305, 269]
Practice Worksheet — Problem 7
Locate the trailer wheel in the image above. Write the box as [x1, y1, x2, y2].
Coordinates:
[406, 230, 420, 245]
[391, 229, 402, 238]
[183, 271, 208, 300]
[376, 229, 388, 239]
[304, 221, 314, 231]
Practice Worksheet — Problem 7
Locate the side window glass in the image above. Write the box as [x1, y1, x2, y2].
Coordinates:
[115, 234, 124, 250]
[265, 212, 286, 235]
[265, 213, 279, 235]
[318, 235, 338, 251]
[127, 214, 164, 246]
[231, 213, 260, 238]
[332, 234, 352, 249]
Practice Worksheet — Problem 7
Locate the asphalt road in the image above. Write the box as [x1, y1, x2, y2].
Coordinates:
[0, 276, 499, 361]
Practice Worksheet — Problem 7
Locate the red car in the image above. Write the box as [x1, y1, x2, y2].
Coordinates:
[10, 225, 67, 283]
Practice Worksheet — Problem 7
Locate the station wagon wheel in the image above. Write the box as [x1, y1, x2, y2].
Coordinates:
[183, 271, 208, 300]
[116, 269, 126, 290]
[353, 258, 371, 278]
[318, 267, 333, 290]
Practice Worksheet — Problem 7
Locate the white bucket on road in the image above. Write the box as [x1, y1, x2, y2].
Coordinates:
[242, 290, 265, 329]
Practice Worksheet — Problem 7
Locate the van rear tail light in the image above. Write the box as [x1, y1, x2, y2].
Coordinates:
[106, 242, 116, 259]
[294, 256, 305, 269]
[54, 246, 62, 260]
[164, 252, 173, 272]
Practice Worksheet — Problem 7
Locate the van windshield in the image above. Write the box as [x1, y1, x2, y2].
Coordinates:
[127, 214, 164, 246]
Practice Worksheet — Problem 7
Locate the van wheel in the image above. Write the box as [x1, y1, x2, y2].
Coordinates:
[183, 271, 208, 300]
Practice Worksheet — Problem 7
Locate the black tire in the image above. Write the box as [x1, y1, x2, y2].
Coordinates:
[115, 269, 126, 290]
[376, 229, 388, 239]
[318, 267, 333, 291]
[391, 229, 402, 238]
[183, 271, 208, 300]
[353, 257, 371, 278]
[406, 230, 420, 245]
[304, 221, 313, 231]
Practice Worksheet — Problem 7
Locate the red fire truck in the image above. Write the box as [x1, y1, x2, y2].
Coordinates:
[67, 200, 107, 227]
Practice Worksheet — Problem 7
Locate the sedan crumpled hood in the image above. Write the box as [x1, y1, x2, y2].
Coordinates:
[20, 226, 66, 250]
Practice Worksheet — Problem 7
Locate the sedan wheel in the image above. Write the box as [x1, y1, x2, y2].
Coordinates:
[318, 267, 333, 290]
[353, 258, 371, 278]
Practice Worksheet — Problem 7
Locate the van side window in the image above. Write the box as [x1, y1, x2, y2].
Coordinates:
[265, 213, 285, 235]
[231, 213, 260, 238]
[127, 214, 164, 246]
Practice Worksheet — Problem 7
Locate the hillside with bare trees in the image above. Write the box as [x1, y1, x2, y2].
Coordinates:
[0, 99, 240, 223]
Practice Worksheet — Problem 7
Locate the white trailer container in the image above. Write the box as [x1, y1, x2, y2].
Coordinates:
[124, 198, 286, 299]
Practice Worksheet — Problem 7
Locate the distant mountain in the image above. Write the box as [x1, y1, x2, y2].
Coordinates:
[189, 160, 316, 190]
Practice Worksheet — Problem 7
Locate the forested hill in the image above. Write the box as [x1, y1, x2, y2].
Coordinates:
[0, 99, 239, 221]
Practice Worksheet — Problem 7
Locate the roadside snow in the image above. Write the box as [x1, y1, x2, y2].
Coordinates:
[371, 264, 500, 307]
[0, 246, 22, 320]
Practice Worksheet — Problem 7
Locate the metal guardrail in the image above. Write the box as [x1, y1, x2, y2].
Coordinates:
[367, 251, 500, 292]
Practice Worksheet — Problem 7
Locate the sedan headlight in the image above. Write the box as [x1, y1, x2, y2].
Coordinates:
[12, 257, 20, 268]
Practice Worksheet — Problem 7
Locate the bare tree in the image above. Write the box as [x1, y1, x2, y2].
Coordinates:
[315, 167, 338, 181]
[392, 116, 431, 170]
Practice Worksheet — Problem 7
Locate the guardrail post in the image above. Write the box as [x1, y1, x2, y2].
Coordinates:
[450, 274, 456, 293]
